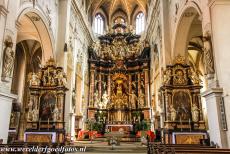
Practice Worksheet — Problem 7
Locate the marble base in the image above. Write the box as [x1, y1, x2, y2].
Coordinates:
[0, 91, 16, 143]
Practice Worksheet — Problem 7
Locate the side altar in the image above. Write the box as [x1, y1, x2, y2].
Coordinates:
[159, 56, 207, 144]
[24, 58, 68, 143]
[88, 21, 151, 132]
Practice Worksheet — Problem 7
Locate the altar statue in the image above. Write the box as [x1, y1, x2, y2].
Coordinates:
[138, 90, 145, 108]
[191, 104, 199, 122]
[102, 91, 109, 109]
[129, 91, 137, 109]
[32, 108, 39, 122]
[169, 105, 177, 121]
[53, 104, 59, 121]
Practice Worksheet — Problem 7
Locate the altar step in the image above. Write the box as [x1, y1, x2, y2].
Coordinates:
[93, 137, 141, 142]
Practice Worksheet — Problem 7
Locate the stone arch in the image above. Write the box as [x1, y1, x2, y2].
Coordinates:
[172, 2, 202, 59]
[16, 4, 54, 63]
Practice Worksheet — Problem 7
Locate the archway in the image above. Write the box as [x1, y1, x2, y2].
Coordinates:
[173, 6, 208, 128]
[9, 9, 54, 142]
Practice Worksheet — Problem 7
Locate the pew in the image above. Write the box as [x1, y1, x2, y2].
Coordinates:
[147, 142, 230, 154]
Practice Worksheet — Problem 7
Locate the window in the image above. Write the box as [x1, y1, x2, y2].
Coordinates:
[94, 14, 104, 35]
[135, 12, 145, 34]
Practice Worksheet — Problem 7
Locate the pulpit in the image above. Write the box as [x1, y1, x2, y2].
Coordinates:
[24, 58, 68, 143]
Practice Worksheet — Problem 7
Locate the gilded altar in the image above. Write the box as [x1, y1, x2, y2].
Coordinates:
[88, 22, 151, 128]
[24, 58, 68, 143]
[159, 56, 206, 143]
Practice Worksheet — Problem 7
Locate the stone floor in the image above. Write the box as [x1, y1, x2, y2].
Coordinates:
[69, 140, 147, 154]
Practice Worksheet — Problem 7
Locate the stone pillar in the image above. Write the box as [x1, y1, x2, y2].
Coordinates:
[202, 88, 228, 148]
[56, 0, 71, 68]
[144, 67, 150, 107]
[0, 92, 16, 143]
[208, 0, 230, 147]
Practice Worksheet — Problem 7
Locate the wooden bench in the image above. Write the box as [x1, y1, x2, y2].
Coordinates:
[147, 142, 230, 154]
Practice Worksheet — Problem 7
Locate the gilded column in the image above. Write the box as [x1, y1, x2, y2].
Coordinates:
[144, 67, 150, 108]
[107, 73, 111, 97]
[89, 64, 95, 107]
[98, 73, 102, 101]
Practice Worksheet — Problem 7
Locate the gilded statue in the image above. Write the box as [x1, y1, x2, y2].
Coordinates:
[191, 104, 199, 122]
[138, 90, 145, 108]
[188, 68, 200, 85]
[202, 35, 215, 75]
[163, 69, 172, 85]
[28, 73, 40, 86]
[173, 69, 186, 85]
[1, 40, 14, 81]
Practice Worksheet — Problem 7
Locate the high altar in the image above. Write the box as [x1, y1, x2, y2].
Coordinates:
[24, 59, 68, 143]
[159, 56, 207, 144]
[88, 21, 151, 131]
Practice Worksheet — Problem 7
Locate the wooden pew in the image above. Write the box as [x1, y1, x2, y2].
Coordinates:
[147, 142, 230, 154]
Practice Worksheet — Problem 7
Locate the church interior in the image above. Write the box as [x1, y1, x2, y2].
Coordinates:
[0, 0, 230, 153]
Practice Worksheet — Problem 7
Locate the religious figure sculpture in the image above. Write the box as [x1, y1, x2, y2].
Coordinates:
[163, 69, 172, 85]
[53, 104, 59, 121]
[169, 105, 177, 121]
[27, 100, 34, 121]
[202, 35, 215, 76]
[1, 40, 14, 82]
[32, 108, 39, 122]
[102, 91, 109, 109]
[173, 69, 186, 85]
[188, 68, 200, 85]
[129, 91, 137, 109]
[138, 90, 145, 108]
[191, 104, 199, 122]
[28, 73, 40, 86]
[93, 90, 100, 107]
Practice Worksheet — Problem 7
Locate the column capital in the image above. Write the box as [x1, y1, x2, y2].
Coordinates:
[202, 87, 223, 98]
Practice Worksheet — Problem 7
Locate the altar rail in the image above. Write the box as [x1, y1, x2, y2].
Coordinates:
[147, 142, 230, 154]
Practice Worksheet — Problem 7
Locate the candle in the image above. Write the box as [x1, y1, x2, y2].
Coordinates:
[48, 118, 50, 130]
[189, 118, 191, 132]
[39, 118, 41, 130]
[180, 117, 182, 132]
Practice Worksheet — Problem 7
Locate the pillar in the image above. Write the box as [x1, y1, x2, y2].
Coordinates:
[207, 0, 230, 148]
[202, 88, 228, 148]
[0, 92, 16, 143]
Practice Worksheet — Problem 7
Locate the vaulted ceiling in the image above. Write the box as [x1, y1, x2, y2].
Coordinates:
[88, 0, 148, 25]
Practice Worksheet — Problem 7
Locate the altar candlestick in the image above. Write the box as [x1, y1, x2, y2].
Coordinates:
[180, 117, 182, 132]
[189, 118, 191, 132]
[48, 118, 50, 130]
[39, 118, 41, 130]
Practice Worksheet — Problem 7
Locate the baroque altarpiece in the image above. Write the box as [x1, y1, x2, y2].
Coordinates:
[88, 23, 151, 132]
[24, 59, 68, 143]
[159, 56, 207, 144]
